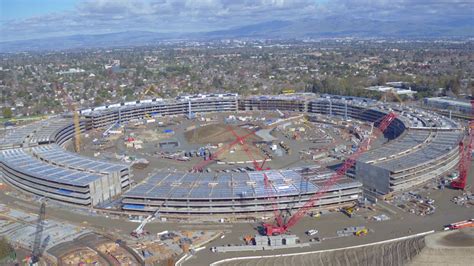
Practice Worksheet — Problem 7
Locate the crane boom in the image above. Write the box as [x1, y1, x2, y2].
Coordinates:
[451, 100, 474, 190]
[264, 112, 397, 235]
[225, 127, 284, 226]
[191, 129, 256, 171]
[31, 202, 46, 264]
[56, 82, 81, 152]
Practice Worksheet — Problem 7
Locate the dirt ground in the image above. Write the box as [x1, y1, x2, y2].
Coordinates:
[408, 228, 474, 266]
[184, 124, 261, 144]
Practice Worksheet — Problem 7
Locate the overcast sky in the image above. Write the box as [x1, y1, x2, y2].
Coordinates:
[1, 0, 473, 41]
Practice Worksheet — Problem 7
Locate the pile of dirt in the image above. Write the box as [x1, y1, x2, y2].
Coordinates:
[408, 228, 474, 266]
[185, 124, 260, 144]
[220, 236, 426, 266]
[220, 230, 474, 266]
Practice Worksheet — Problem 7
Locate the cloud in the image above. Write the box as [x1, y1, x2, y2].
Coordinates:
[0, 0, 472, 41]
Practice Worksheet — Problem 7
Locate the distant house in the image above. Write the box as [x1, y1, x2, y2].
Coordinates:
[56, 68, 85, 75]
[423, 97, 472, 114]
[364, 86, 417, 96]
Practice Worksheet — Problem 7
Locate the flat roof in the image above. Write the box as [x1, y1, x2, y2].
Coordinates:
[124, 169, 361, 200]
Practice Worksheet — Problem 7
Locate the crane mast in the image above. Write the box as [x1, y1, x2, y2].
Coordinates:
[31, 202, 46, 264]
[56, 82, 81, 152]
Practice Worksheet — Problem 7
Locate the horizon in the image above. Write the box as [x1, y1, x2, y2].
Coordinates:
[1, 0, 473, 43]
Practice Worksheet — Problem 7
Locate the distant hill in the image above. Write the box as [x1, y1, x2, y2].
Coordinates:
[1, 17, 472, 52]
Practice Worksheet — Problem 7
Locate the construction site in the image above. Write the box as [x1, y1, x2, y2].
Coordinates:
[1, 92, 473, 265]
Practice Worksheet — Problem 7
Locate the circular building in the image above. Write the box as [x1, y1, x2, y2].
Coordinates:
[0, 93, 463, 219]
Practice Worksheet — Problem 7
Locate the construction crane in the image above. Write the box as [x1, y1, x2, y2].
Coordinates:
[30, 202, 46, 264]
[382, 89, 404, 105]
[140, 85, 160, 100]
[263, 112, 398, 236]
[191, 129, 257, 172]
[131, 210, 160, 238]
[451, 100, 474, 190]
[56, 82, 81, 152]
[226, 127, 284, 227]
[276, 109, 285, 118]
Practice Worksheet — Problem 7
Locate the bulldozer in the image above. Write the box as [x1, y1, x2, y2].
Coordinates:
[355, 228, 368, 236]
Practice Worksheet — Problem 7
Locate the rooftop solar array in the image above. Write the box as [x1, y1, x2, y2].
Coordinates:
[358, 130, 431, 163]
[81, 94, 239, 117]
[124, 170, 360, 200]
[28, 119, 73, 144]
[0, 149, 104, 187]
[0, 122, 39, 149]
[372, 130, 462, 172]
[31, 144, 128, 174]
[0, 118, 82, 149]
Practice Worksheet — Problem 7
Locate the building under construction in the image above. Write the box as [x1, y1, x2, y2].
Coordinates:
[0, 93, 464, 214]
[122, 170, 362, 216]
[0, 119, 130, 206]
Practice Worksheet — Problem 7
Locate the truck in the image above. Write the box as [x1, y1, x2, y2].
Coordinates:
[444, 219, 474, 231]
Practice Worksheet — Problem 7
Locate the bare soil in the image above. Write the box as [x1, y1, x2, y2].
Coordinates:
[185, 124, 261, 144]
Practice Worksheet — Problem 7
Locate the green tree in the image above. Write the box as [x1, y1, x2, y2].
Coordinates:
[2, 107, 12, 119]
[0, 237, 13, 260]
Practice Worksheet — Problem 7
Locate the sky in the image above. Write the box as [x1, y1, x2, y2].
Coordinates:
[0, 0, 473, 41]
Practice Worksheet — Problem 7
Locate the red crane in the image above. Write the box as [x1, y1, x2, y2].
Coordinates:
[263, 112, 398, 236]
[451, 100, 474, 190]
[226, 127, 284, 227]
[191, 128, 256, 172]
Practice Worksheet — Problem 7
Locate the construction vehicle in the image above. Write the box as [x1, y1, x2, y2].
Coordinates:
[30, 201, 46, 265]
[223, 113, 397, 237]
[342, 206, 356, 218]
[262, 112, 398, 236]
[56, 82, 81, 152]
[243, 235, 254, 245]
[355, 228, 368, 236]
[131, 210, 160, 238]
[279, 141, 291, 155]
[276, 109, 285, 118]
[225, 127, 283, 230]
[281, 89, 295, 94]
[451, 100, 473, 190]
[140, 85, 161, 119]
[444, 219, 474, 231]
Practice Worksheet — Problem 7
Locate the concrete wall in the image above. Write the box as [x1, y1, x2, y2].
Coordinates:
[355, 161, 391, 194]
[89, 173, 122, 206]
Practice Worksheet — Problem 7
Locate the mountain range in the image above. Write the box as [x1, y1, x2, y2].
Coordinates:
[1, 17, 472, 52]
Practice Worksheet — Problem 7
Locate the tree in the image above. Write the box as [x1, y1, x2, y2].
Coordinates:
[0, 237, 13, 260]
[2, 107, 12, 119]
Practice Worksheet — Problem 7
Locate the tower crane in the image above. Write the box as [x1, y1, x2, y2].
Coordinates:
[56, 82, 81, 152]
